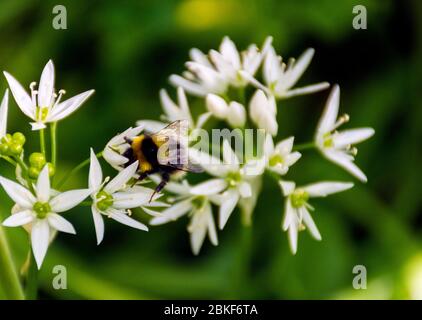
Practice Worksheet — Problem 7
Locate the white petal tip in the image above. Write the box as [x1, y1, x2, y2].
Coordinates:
[30, 122, 47, 131]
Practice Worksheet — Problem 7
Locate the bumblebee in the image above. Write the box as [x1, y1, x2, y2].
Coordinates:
[122, 120, 203, 201]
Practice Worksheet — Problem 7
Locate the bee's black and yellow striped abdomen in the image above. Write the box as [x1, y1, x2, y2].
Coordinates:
[121, 120, 203, 201]
[129, 134, 153, 173]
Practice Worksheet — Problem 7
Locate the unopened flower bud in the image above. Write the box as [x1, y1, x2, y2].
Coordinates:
[28, 167, 40, 179]
[227, 102, 246, 127]
[12, 132, 26, 145]
[0, 143, 9, 155]
[47, 163, 56, 177]
[206, 94, 228, 119]
[9, 142, 23, 155]
[29, 152, 46, 169]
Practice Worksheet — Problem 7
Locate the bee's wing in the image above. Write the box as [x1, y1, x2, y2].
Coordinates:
[152, 120, 189, 142]
[165, 159, 204, 173]
[152, 120, 204, 173]
[182, 162, 204, 173]
[156, 140, 205, 173]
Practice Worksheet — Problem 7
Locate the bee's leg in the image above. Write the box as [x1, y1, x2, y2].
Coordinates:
[149, 172, 170, 203]
[130, 172, 148, 187]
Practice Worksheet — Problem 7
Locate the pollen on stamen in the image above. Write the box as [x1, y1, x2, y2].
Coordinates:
[30, 82, 38, 104]
[341, 114, 350, 123]
[53, 89, 66, 107]
[287, 57, 295, 70]
[29, 82, 37, 91]
[332, 114, 350, 131]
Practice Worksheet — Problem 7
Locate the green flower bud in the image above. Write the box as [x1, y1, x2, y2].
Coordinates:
[29, 152, 46, 169]
[9, 143, 23, 155]
[28, 167, 40, 179]
[0, 143, 9, 155]
[12, 132, 26, 145]
[47, 163, 56, 177]
[1, 133, 12, 143]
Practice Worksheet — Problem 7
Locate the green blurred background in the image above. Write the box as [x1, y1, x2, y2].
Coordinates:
[0, 0, 421, 299]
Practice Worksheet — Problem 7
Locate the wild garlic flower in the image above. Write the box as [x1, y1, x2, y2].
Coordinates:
[103, 125, 144, 171]
[280, 180, 353, 254]
[0, 166, 91, 268]
[89, 149, 151, 244]
[150, 180, 218, 255]
[206, 94, 246, 128]
[3, 60, 94, 130]
[315, 85, 375, 182]
[169, 36, 272, 96]
[0, 90, 8, 139]
[263, 134, 301, 175]
[242, 46, 329, 99]
[249, 89, 278, 136]
[190, 140, 264, 229]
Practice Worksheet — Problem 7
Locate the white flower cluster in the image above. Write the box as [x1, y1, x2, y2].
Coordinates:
[0, 37, 375, 270]
[105, 36, 374, 255]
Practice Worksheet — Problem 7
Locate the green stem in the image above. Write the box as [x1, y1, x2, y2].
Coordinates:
[39, 128, 46, 158]
[293, 141, 316, 151]
[0, 225, 25, 300]
[24, 250, 38, 300]
[14, 156, 28, 173]
[265, 169, 281, 183]
[57, 151, 103, 189]
[233, 225, 252, 298]
[0, 155, 17, 166]
[238, 87, 246, 105]
[13, 156, 35, 193]
[50, 122, 57, 167]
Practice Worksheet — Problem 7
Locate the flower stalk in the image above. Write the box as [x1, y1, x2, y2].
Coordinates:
[50, 122, 57, 167]
[0, 155, 17, 166]
[39, 128, 46, 157]
[57, 151, 103, 189]
[293, 142, 315, 151]
[24, 251, 38, 300]
[0, 225, 25, 300]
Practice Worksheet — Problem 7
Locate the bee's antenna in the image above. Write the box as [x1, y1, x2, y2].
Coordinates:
[124, 137, 133, 144]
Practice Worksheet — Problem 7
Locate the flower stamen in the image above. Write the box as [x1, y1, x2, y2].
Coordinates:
[332, 113, 350, 131]
[33, 201, 51, 219]
[290, 188, 309, 208]
[96, 190, 114, 211]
